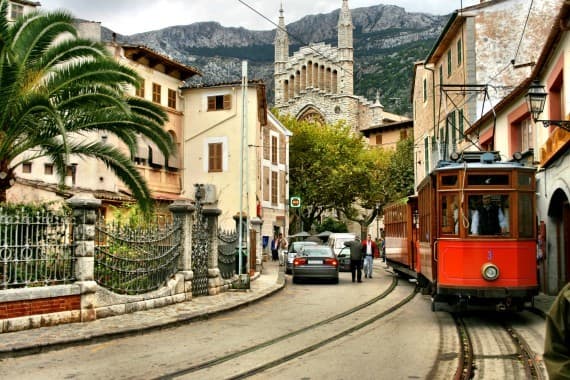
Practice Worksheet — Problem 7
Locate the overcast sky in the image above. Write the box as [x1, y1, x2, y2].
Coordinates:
[40, 0, 480, 35]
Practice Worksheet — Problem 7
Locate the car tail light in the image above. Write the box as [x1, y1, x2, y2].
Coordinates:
[293, 257, 307, 266]
[324, 258, 338, 267]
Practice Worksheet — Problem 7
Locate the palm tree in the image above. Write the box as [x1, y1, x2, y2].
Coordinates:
[0, 0, 173, 212]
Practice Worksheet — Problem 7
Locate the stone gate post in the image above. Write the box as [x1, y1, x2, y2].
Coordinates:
[250, 217, 263, 273]
[169, 199, 195, 300]
[66, 193, 101, 322]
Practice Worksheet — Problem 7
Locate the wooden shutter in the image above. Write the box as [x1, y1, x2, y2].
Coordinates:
[208, 143, 222, 172]
[223, 94, 231, 110]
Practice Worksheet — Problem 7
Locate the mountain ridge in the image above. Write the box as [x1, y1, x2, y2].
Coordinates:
[102, 4, 451, 115]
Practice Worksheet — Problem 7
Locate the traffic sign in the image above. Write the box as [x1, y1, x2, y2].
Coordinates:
[290, 196, 301, 208]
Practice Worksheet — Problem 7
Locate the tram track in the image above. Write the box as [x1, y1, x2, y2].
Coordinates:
[451, 312, 546, 380]
[155, 275, 418, 379]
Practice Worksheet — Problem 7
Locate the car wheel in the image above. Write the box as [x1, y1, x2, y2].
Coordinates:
[332, 277, 339, 284]
[292, 276, 299, 284]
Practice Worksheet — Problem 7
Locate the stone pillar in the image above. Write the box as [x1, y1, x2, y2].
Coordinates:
[66, 193, 101, 322]
[203, 205, 223, 295]
[169, 199, 195, 300]
[250, 217, 263, 273]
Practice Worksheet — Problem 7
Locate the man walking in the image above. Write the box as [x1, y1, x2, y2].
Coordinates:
[345, 237, 364, 283]
[362, 234, 378, 279]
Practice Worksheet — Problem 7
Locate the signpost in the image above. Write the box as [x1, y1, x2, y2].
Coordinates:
[290, 196, 301, 208]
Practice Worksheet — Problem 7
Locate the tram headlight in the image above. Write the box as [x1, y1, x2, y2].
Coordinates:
[481, 263, 500, 281]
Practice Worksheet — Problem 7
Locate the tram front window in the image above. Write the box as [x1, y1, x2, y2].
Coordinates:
[468, 194, 509, 236]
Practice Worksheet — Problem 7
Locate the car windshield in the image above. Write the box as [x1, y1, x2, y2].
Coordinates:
[301, 247, 333, 258]
[334, 238, 353, 249]
[290, 241, 317, 252]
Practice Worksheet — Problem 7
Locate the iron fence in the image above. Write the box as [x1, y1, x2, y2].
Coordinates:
[94, 217, 181, 295]
[0, 208, 75, 289]
[218, 229, 238, 279]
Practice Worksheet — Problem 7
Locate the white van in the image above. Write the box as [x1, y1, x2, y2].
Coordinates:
[327, 232, 357, 256]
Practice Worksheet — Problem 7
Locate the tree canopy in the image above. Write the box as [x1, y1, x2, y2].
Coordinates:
[0, 1, 173, 212]
[277, 112, 414, 234]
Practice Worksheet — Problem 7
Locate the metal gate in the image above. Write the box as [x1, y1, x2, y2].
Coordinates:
[191, 197, 210, 297]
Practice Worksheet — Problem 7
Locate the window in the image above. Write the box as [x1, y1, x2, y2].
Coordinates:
[271, 136, 278, 165]
[468, 194, 510, 236]
[168, 89, 176, 109]
[457, 39, 462, 66]
[271, 171, 278, 204]
[208, 143, 223, 172]
[375, 134, 382, 145]
[447, 50, 452, 77]
[207, 94, 231, 111]
[440, 193, 459, 235]
[458, 109, 464, 138]
[423, 78, 427, 102]
[468, 174, 509, 186]
[439, 64, 443, 85]
[520, 118, 534, 152]
[518, 193, 533, 237]
[400, 129, 408, 140]
[22, 163, 32, 173]
[136, 79, 145, 98]
[44, 164, 54, 175]
[447, 111, 456, 148]
[10, 3, 23, 20]
[152, 83, 161, 104]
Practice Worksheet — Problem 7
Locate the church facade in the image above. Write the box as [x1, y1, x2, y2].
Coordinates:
[273, 0, 409, 133]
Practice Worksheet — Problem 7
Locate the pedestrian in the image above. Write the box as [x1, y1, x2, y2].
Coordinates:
[344, 236, 364, 283]
[470, 194, 507, 235]
[270, 234, 279, 262]
[381, 238, 386, 263]
[277, 233, 288, 266]
[544, 282, 570, 379]
[361, 234, 378, 279]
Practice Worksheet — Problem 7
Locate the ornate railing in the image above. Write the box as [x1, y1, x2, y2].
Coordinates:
[218, 229, 238, 279]
[94, 217, 181, 295]
[0, 208, 74, 289]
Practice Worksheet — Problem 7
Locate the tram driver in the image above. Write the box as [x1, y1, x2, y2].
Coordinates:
[469, 195, 508, 235]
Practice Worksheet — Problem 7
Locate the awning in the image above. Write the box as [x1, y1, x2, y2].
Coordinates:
[149, 141, 165, 166]
[135, 136, 149, 159]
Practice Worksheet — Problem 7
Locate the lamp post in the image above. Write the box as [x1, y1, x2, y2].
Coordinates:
[526, 80, 570, 132]
[375, 204, 380, 241]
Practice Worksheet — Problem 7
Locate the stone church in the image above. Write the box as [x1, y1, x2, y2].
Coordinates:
[273, 0, 410, 133]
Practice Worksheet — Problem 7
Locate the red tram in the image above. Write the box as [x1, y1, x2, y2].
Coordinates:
[384, 151, 538, 311]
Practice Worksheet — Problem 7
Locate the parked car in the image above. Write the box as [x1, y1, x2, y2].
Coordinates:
[285, 241, 318, 274]
[337, 246, 352, 272]
[327, 232, 357, 256]
[292, 245, 339, 284]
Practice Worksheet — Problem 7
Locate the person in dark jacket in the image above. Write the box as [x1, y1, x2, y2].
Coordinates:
[544, 282, 570, 379]
[345, 237, 364, 283]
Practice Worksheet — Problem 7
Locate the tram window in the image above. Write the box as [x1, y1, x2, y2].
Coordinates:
[441, 175, 458, 187]
[518, 173, 533, 187]
[468, 194, 510, 236]
[467, 174, 509, 186]
[518, 193, 533, 237]
[440, 194, 459, 235]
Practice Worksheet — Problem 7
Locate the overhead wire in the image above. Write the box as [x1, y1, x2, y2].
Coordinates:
[236, 0, 355, 78]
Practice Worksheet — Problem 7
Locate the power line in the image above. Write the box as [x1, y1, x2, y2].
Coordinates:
[236, 0, 355, 78]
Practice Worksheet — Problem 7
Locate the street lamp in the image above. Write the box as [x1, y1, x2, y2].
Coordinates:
[375, 204, 380, 240]
[526, 80, 570, 132]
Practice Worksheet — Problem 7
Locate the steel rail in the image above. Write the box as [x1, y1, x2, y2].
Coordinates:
[155, 276, 415, 379]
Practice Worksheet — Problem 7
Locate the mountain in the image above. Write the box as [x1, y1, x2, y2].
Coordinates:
[104, 4, 450, 116]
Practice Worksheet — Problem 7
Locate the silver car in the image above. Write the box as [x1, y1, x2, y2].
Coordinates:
[292, 245, 339, 284]
[285, 241, 318, 274]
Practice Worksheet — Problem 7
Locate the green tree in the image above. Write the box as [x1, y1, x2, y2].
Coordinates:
[0, 1, 173, 212]
[277, 114, 366, 233]
[385, 137, 415, 201]
[338, 146, 394, 235]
